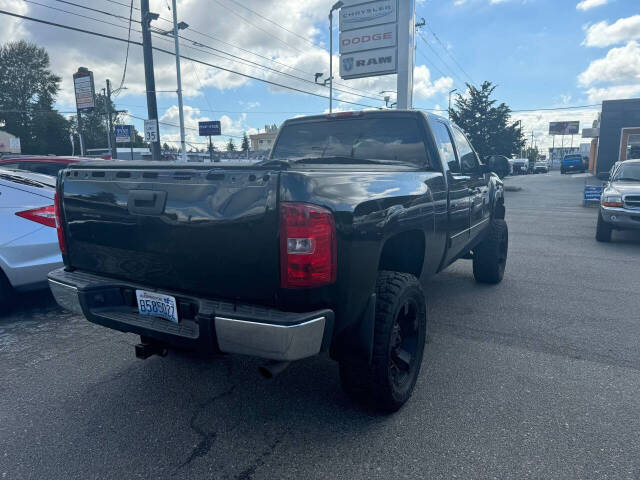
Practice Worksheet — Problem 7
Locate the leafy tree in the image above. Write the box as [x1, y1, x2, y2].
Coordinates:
[449, 81, 525, 159]
[227, 138, 236, 152]
[0, 40, 70, 154]
[241, 131, 250, 152]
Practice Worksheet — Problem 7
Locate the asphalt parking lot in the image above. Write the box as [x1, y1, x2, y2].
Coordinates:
[2, 171, 640, 480]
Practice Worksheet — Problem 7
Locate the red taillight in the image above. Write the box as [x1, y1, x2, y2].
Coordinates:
[15, 205, 56, 228]
[280, 202, 337, 289]
[54, 193, 67, 254]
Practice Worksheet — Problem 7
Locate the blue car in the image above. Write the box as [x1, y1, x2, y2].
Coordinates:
[561, 154, 586, 174]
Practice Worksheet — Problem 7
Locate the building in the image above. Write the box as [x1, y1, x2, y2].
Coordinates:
[249, 124, 279, 152]
[548, 147, 580, 164]
[587, 98, 640, 176]
[0, 130, 21, 155]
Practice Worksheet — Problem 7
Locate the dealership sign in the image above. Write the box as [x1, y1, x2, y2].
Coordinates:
[339, 0, 396, 31]
[115, 125, 132, 143]
[340, 47, 397, 79]
[339, 0, 399, 81]
[549, 121, 580, 135]
[73, 68, 95, 111]
[339, 25, 396, 54]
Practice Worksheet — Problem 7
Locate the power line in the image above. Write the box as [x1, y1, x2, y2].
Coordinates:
[115, 0, 135, 95]
[224, 0, 317, 47]
[511, 104, 602, 112]
[416, 31, 466, 87]
[424, 25, 475, 85]
[209, 0, 306, 55]
[0, 10, 380, 110]
[22, 0, 138, 32]
[415, 47, 450, 81]
[49, 0, 383, 101]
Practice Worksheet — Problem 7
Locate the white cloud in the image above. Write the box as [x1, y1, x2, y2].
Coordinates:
[584, 84, 640, 103]
[583, 15, 640, 48]
[512, 108, 601, 154]
[413, 65, 454, 99]
[578, 41, 640, 86]
[576, 0, 608, 11]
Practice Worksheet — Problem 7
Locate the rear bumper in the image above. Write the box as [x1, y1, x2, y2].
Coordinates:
[48, 268, 333, 361]
[600, 206, 640, 230]
[562, 164, 584, 172]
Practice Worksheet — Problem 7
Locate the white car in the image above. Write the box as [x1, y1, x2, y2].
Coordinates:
[0, 169, 63, 313]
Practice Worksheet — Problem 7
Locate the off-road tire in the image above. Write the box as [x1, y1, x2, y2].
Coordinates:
[339, 271, 427, 412]
[473, 219, 508, 284]
[0, 270, 13, 316]
[596, 212, 612, 242]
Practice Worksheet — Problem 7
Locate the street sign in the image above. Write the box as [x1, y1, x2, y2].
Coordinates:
[115, 125, 132, 143]
[144, 119, 159, 143]
[339, 0, 397, 32]
[340, 47, 397, 79]
[549, 121, 580, 135]
[199, 121, 222, 136]
[73, 68, 95, 111]
[339, 24, 397, 55]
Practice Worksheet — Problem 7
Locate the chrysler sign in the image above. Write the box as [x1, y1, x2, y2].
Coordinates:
[339, 0, 397, 31]
[340, 47, 397, 79]
[339, 25, 397, 54]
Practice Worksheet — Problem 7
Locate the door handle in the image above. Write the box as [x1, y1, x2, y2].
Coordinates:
[127, 190, 167, 215]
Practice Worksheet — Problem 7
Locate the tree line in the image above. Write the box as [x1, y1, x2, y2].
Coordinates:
[1, 40, 526, 159]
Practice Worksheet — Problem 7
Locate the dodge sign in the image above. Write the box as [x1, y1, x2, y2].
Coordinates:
[340, 47, 397, 80]
[339, 25, 397, 55]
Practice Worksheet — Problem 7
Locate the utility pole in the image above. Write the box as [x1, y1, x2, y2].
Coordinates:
[170, 0, 187, 162]
[328, 2, 343, 114]
[105, 79, 117, 159]
[141, 0, 161, 160]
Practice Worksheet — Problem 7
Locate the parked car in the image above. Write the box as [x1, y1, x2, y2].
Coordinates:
[0, 156, 100, 177]
[48, 110, 508, 411]
[0, 169, 63, 313]
[560, 154, 585, 174]
[534, 160, 550, 173]
[596, 159, 640, 242]
[511, 158, 529, 175]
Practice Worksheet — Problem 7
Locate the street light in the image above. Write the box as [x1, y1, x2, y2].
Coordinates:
[328, 1, 344, 114]
[448, 88, 457, 120]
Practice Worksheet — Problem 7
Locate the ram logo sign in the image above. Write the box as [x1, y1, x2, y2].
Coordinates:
[340, 47, 397, 80]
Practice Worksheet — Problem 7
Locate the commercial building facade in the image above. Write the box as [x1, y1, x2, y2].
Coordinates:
[595, 98, 640, 175]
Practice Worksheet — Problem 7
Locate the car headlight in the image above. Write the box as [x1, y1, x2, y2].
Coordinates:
[602, 190, 623, 207]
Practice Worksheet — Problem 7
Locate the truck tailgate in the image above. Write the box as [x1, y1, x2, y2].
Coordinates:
[60, 166, 280, 303]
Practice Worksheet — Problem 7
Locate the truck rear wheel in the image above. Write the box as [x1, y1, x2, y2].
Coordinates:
[473, 219, 508, 284]
[596, 212, 612, 242]
[339, 271, 427, 412]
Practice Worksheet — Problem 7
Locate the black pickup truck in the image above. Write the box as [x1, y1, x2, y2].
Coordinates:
[49, 110, 507, 411]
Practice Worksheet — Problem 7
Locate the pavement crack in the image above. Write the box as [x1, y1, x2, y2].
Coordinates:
[235, 439, 281, 480]
[177, 362, 237, 471]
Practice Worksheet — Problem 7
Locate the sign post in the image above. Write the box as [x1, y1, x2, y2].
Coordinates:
[73, 67, 96, 156]
[199, 121, 222, 163]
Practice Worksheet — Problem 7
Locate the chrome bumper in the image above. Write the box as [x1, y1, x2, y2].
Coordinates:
[215, 316, 326, 361]
[600, 206, 640, 230]
[47, 273, 331, 362]
[49, 279, 83, 315]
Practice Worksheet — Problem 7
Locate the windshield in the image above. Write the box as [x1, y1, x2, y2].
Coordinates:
[271, 117, 428, 165]
[612, 163, 640, 181]
[564, 155, 582, 161]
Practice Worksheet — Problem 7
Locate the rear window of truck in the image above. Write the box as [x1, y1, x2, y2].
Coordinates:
[271, 117, 434, 169]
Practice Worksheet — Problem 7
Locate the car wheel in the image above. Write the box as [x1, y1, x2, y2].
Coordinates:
[473, 219, 509, 284]
[596, 212, 612, 242]
[0, 270, 13, 316]
[339, 271, 427, 412]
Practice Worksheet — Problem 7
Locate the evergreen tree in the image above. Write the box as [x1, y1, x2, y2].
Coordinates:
[449, 81, 525, 159]
[241, 131, 250, 152]
[227, 138, 236, 152]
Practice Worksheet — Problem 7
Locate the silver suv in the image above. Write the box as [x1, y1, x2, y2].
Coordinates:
[597, 159, 640, 242]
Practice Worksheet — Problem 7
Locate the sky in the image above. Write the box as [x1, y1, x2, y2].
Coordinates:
[0, 0, 639, 153]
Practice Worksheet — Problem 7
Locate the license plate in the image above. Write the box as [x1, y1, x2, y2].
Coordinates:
[136, 290, 178, 323]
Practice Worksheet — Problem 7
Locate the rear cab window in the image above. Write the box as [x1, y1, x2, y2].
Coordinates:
[271, 115, 438, 170]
